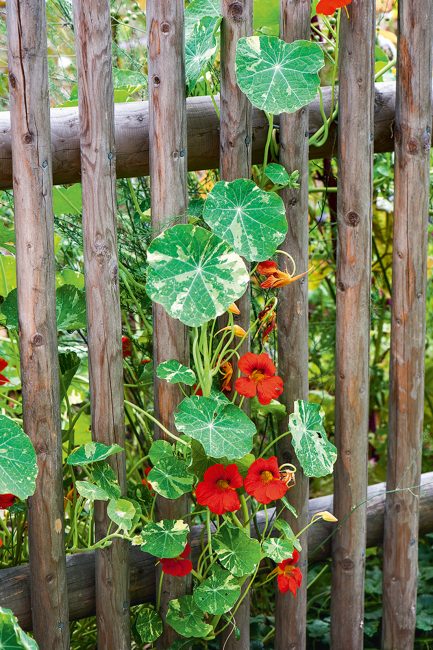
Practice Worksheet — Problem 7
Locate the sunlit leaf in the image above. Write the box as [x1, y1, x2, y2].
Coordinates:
[288, 400, 337, 477]
[76, 480, 110, 502]
[67, 442, 123, 466]
[213, 524, 262, 576]
[107, 498, 137, 533]
[0, 416, 37, 501]
[140, 519, 190, 558]
[156, 360, 196, 386]
[148, 456, 194, 500]
[56, 284, 87, 331]
[193, 566, 241, 614]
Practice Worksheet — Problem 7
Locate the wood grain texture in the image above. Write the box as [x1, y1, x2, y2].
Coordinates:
[6, 2, 70, 648]
[0, 82, 431, 189]
[3, 474, 433, 632]
[147, 2, 190, 647]
[72, 2, 130, 648]
[219, 2, 252, 648]
[275, 2, 310, 649]
[330, 2, 375, 648]
[382, 1, 433, 647]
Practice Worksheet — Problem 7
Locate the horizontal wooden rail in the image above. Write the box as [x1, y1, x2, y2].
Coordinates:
[2, 472, 433, 632]
[0, 82, 432, 190]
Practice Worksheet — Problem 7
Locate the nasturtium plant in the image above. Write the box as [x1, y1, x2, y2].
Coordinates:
[193, 566, 241, 614]
[167, 595, 213, 639]
[262, 537, 296, 563]
[185, 0, 220, 34]
[203, 178, 287, 262]
[185, 16, 221, 92]
[0, 607, 38, 650]
[147, 456, 194, 499]
[213, 524, 262, 576]
[146, 224, 249, 327]
[175, 396, 256, 459]
[236, 36, 324, 114]
[76, 480, 110, 502]
[107, 498, 137, 533]
[156, 360, 196, 386]
[91, 461, 121, 500]
[274, 518, 302, 552]
[0, 416, 37, 500]
[149, 439, 175, 464]
[67, 442, 123, 466]
[140, 519, 190, 558]
[289, 400, 337, 477]
[135, 606, 163, 644]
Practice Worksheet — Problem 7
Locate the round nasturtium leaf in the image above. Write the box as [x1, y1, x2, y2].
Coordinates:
[107, 498, 137, 533]
[193, 566, 241, 615]
[175, 396, 256, 459]
[236, 36, 324, 114]
[203, 179, 287, 262]
[288, 399, 337, 478]
[67, 442, 123, 466]
[262, 537, 295, 563]
[140, 519, 190, 558]
[156, 360, 196, 386]
[148, 439, 174, 465]
[167, 595, 213, 639]
[264, 163, 291, 186]
[76, 480, 110, 502]
[185, 16, 221, 92]
[147, 456, 194, 500]
[0, 607, 38, 650]
[91, 461, 121, 500]
[0, 416, 37, 501]
[146, 224, 249, 327]
[135, 606, 163, 644]
[213, 524, 262, 577]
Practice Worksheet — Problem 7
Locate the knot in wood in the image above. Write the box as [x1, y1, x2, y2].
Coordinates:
[153, 75, 161, 86]
[345, 211, 360, 227]
[407, 138, 419, 155]
[8, 73, 17, 89]
[337, 281, 345, 292]
[160, 22, 170, 33]
[31, 333, 44, 347]
[341, 557, 354, 571]
[23, 132, 33, 144]
[228, 1, 243, 20]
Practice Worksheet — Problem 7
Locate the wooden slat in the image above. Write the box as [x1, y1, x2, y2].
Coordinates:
[382, 2, 433, 647]
[330, 1, 375, 648]
[219, 1, 252, 647]
[72, 2, 130, 648]
[6, 1, 70, 647]
[147, 2, 189, 647]
[275, 2, 311, 648]
[3, 474, 433, 632]
[0, 82, 430, 189]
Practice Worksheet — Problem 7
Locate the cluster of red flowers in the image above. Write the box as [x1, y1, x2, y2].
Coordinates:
[195, 456, 289, 514]
[316, 0, 352, 15]
[235, 352, 283, 405]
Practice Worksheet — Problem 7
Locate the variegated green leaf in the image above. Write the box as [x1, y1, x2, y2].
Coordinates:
[0, 607, 38, 650]
[91, 461, 121, 500]
[135, 606, 163, 643]
[107, 498, 137, 533]
[67, 442, 123, 466]
[156, 360, 196, 386]
[203, 179, 287, 261]
[175, 396, 256, 459]
[149, 439, 174, 465]
[147, 456, 194, 500]
[140, 519, 189, 558]
[289, 400, 337, 477]
[193, 566, 241, 614]
[236, 36, 324, 114]
[146, 225, 249, 327]
[167, 595, 213, 639]
[185, 0, 220, 35]
[76, 480, 110, 502]
[262, 537, 295, 563]
[185, 16, 221, 91]
[213, 524, 262, 577]
[0, 416, 37, 500]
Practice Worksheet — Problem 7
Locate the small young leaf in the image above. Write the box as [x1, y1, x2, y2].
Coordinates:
[289, 400, 337, 477]
[156, 360, 196, 386]
[193, 566, 241, 614]
[140, 519, 190, 558]
[76, 480, 110, 502]
[149, 439, 174, 465]
[67, 442, 123, 466]
[0, 416, 38, 500]
[107, 498, 137, 533]
[167, 595, 213, 638]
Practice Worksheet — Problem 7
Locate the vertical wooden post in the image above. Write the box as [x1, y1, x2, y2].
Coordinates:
[330, 1, 375, 648]
[219, 2, 252, 647]
[147, 2, 189, 647]
[382, 2, 433, 648]
[6, 1, 70, 647]
[72, 2, 130, 648]
[275, 2, 310, 648]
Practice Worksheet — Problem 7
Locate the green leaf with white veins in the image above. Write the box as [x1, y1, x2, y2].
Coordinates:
[175, 396, 256, 459]
[236, 36, 324, 114]
[146, 224, 249, 327]
[185, 0, 220, 35]
[203, 179, 287, 262]
[67, 442, 123, 466]
[135, 606, 163, 644]
[289, 399, 337, 477]
[213, 524, 262, 577]
[107, 498, 136, 533]
[185, 16, 221, 91]
[91, 461, 121, 500]
[0, 416, 37, 500]
[156, 360, 196, 386]
[167, 595, 213, 639]
[193, 566, 241, 614]
[262, 537, 296, 563]
[147, 456, 194, 500]
[76, 481, 110, 502]
[140, 519, 189, 558]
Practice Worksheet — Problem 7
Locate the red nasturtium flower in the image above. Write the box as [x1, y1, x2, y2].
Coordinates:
[142, 467, 154, 494]
[0, 358, 9, 385]
[276, 550, 303, 596]
[316, 0, 352, 15]
[0, 494, 16, 509]
[122, 336, 132, 358]
[244, 457, 288, 504]
[160, 543, 193, 577]
[235, 353, 283, 405]
[196, 464, 243, 515]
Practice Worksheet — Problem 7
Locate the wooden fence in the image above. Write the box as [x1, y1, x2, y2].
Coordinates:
[0, 0, 432, 649]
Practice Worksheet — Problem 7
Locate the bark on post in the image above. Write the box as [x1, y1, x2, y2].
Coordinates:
[147, 2, 190, 646]
[275, 2, 311, 648]
[6, 1, 70, 647]
[72, 1, 130, 648]
[330, 1, 375, 647]
[382, 1, 433, 647]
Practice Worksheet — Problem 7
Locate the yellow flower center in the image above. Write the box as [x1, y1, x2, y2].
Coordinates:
[260, 470, 274, 484]
[250, 369, 266, 382]
[217, 479, 230, 490]
[278, 564, 295, 577]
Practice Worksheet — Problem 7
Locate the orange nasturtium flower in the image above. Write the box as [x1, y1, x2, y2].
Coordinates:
[235, 352, 283, 405]
[195, 464, 243, 515]
[275, 550, 303, 596]
[257, 260, 309, 290]
[316, 0, 352, 15]
[219, 360, 233, 394]
[244, 456, 288, 504]
[227, 303, 241, 315]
